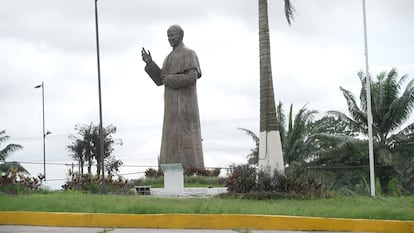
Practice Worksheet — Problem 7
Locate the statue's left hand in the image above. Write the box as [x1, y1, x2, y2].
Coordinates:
[141, 47, 152, 64]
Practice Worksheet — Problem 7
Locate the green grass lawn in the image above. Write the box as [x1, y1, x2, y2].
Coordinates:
[1, 192, 413, 220]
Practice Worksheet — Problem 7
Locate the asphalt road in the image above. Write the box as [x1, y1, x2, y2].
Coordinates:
[0, 225, 369, 233]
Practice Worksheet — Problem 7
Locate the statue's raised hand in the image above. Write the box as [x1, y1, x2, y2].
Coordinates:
[141, 47, 152, 64]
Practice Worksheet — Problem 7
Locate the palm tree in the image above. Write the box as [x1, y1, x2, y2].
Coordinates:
[68, 123, 94, 175]
[329, 68, 414, 193]
[67, 123, 122, 178]
[277, 103, 317, 167]
[307, 116, 371, 193]
[0, 130, 27, 174]
[67, 138, 86, 175]
[258, 0, 294, 175]
[240, 103, 317, 168]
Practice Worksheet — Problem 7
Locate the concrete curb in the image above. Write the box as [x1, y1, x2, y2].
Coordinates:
[1, 212, 413, 233]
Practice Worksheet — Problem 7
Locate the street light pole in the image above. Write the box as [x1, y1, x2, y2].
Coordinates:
[94, 0, 105, 193]
[362, 0, 376, 197]
[34, 82, 51, 182]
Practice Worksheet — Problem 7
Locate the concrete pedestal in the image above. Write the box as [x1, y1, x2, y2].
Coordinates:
[160, 163, 184, 195]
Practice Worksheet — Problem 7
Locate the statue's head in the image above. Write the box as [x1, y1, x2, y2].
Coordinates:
[167, 24, 184, 48]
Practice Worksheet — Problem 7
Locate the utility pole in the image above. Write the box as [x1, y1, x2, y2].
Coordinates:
[94, 0, 105, 193]
[362, 0, 376, 197]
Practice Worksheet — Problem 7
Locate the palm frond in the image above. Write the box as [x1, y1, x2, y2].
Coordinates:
[277, 101, 286, 139]
[382, 68, 400, 106]
[288, 104, 294, 132]
[397, 122, 414, 135]
[0, 130, 10, 144]
[358, 71, 368, 112]
[340, 86, 367, 126]
[238, 128, 259, 144]
[283, 104, 317, 163]
[311, 133, 367, 165]
[397, 73, 409, 87]
[375, 69, 400, 131]
[238, 128, 259, 165]
[388, 122, 414, 147]
[327, 110, 365, 134]
[0, 143, 23, 161]
[374, 71, 414, 137]
[0, 161, 29, 174]
[283, 0, 295, 25]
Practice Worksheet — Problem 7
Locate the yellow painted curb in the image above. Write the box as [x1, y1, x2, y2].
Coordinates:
[1, 212, 414, 233]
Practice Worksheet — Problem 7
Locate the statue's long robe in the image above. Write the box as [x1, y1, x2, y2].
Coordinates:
[144, 44, 204, 168]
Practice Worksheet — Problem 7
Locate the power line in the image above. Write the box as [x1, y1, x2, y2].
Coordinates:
[8, 117, 257, 142]
[19, 161, 72, 166]
[118, 171, 145, 176]
[121, 164, 157, 168]
[9, 133, 70, 142]
[306, 164, 392, 169]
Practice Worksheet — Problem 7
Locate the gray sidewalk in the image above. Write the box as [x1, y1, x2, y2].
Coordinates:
[0, 225, 369, 233]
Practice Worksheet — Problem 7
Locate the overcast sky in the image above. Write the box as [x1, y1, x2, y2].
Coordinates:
[1, 0, 414, 188]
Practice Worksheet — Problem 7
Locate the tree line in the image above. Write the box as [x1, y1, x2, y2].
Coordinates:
[241, 68, 414, 195]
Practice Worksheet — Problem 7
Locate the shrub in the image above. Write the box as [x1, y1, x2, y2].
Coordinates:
[209, 168, 221, 177]
[226, 164, 257, 193]
[255, 170, 276, 192]
[184, 167, 221, 177]
[0, 168, 43, 194]
[145, 168, 163, 178]
[387, 178, 402, 196]
[224, 164, 324, 199]
[62, 173, 136, 194]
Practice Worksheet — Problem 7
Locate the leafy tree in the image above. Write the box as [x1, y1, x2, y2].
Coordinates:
[328, 68, 414, 193]
[67, 123, 122, 178]
[105, 155, 123, 177]
[0, 130, 27, 174]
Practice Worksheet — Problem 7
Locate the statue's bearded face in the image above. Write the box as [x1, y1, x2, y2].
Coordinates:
[167, 30, 181, 48]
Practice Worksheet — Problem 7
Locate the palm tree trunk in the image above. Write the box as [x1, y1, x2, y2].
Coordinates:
[258, 0, 285, 175]
[88, 157, 92, 176]
[80, 160, 84, 175]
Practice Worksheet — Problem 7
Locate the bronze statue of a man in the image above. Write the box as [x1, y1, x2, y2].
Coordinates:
[141, 25, 204, 169]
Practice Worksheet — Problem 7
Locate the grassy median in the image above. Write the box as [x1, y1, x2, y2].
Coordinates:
[0, 192, 413, 220]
